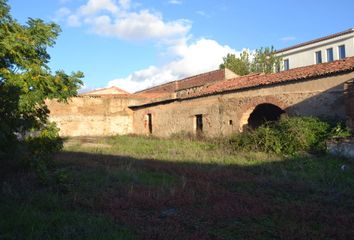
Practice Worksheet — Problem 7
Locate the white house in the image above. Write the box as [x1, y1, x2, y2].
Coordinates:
[276, 28, 354, 71]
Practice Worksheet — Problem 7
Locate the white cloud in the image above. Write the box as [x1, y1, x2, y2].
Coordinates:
[79, 0, 118, 15]
[108, 38, 239, 93]
[119, 0, 131, 9]
[87, 10, 191, 40]
[280, 36, 296, 41]
[67, 14, 81, 27]
[108, 66, 176, 93]
[167, 38, 237, 76]
[78, 83, 96, 94]
[195, 10, 210, 17]
[56, 0, 240, 93]
[53, 7, 71, 22]
[59, 0, 190, 41]
[168, 0, 183, 4]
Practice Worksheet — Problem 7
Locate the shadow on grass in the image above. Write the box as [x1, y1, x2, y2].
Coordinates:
[47, 150, 354, 240]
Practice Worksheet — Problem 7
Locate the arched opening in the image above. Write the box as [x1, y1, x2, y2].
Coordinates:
[247, 103, 285, 129]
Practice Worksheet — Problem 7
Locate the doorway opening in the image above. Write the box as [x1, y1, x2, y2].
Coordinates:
[247, 103, 285, 129]
[147, 113, 152, 134]
[195, 114, 203, 135]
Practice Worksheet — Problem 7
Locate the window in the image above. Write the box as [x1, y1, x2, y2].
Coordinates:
[315, 51, 322, 64]
[283, 59, 289, 71]
[338, 45, 346, 59]
[195, 114, 203, 134]
[326, 48, 334, 62]
[147, 113, 152, 134]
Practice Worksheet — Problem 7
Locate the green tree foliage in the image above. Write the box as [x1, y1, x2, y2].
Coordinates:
[251, 46, 282, 74]
[219, 51, 251, 76]
[220, 46, 282, 75]
[0, 0, 83, 160]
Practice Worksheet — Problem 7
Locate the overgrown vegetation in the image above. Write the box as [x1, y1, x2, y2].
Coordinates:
[230, 116, 351, 155]
[1, 135, 353, 239]
[0, 0, 82, 174]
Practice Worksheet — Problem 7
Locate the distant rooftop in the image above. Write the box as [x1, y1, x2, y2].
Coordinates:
[80, 86, 130, 96]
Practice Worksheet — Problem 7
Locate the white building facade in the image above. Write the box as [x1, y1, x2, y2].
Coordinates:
[276, 29, 354, 71]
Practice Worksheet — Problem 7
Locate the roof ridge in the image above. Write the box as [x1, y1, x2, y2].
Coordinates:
[134, 68, 225, 93]
[80, 86, 130, 95]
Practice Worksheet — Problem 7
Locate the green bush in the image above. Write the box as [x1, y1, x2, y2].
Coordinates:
[230, 117, 333, 155]
[21, 123, 63, 181]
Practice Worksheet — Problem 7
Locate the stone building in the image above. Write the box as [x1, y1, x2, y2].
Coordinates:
[47, 57, 354, 137]
[46, 68, 238, 136]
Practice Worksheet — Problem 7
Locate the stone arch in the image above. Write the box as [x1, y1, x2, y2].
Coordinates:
[239, 97, 287, 132]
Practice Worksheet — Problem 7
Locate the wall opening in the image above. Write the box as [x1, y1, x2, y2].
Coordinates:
[247, 103, 285, 129]
[195, 114, 203, 134]
[147, 113, 152, 134]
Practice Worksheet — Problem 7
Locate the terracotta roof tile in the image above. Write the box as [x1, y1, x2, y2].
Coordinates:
[132, 92, 172, 99]
[186, 57, 354, 99]
[135, 69, 227, 94]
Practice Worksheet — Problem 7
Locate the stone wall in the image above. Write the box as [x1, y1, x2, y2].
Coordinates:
[47, 96, 142, 137]
[132, 72, 354, 137]
[344, 79, 354, 132]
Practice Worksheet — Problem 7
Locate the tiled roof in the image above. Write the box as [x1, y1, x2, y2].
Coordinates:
[132, 92, 172, 99]
[186, 57, 354, 99]
[276, 28, 354, 53]
[134, 69, 227, 94]
[128, 57, 354, 108]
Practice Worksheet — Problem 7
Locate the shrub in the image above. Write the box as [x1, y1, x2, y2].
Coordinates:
[20, 123, 63, 181]
[230, 117, 332, 155]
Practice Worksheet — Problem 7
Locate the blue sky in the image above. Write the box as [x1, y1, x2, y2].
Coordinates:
[7, 0, 354, 92]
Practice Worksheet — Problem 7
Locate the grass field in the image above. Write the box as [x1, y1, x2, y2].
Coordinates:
[1, 135, 354, 239]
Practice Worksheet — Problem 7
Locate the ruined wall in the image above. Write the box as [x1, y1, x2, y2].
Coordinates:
[344, 79, 354, 132]
[132, 72, 354, 137]
[47, 96, 142, 137]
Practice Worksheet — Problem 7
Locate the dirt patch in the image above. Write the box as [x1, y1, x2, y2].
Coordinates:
[64, 137, 112, 148]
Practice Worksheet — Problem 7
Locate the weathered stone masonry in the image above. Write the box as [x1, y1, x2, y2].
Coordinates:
[46, 96, 143, 136]
[47, 57, 354, 137]
[131, 72, 354, 137]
